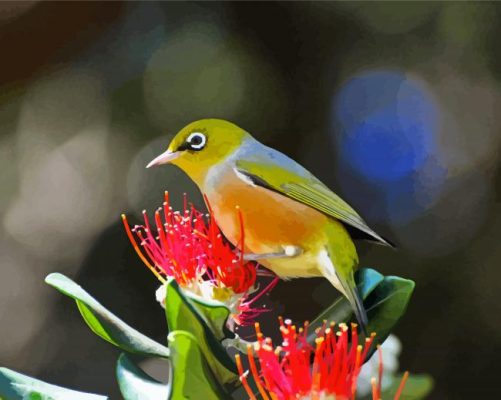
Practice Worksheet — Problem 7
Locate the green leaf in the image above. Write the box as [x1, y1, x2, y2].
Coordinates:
[357, 268, 385, 296]
[0, 367, 107, 400]
[45, 273, 170, 358]
[116, 354, 170, 400]
[364, 275, 415, 346]
[164, 279, 238, 387]
[309, 268, 415, 350]
[168, 331, 231, 400]
[382, 373, 434, 400]
[182, 291, 233, 341]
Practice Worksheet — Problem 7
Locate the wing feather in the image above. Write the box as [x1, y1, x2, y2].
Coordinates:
[235, 159, 394, 247]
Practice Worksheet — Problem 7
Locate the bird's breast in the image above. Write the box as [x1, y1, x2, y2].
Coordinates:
[203, 167, 329, 266]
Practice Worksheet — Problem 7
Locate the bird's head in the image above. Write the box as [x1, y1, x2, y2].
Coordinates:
[147, 119, 249, 184]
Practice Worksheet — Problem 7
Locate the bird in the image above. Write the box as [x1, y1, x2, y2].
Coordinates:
[146, 119, 394, 332]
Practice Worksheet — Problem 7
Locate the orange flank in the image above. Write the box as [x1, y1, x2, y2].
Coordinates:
[202, 167, 346, 278]
[207, 168, 329, 254]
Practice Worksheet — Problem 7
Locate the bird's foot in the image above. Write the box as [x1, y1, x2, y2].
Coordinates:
[283, 245, 303, 257]
[239, 245, 303, 261]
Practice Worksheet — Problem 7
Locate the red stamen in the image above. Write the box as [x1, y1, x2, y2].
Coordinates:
[121, 214, 166, 283]
[122, 194, 276, 326]
[377, 345, 383, 399]
[238, 319, 392, 400]
[247, 344, 270, 400]
[236, 354, 256, 400]
[371, 377, 379, 400]
[394, 371, 409, 400]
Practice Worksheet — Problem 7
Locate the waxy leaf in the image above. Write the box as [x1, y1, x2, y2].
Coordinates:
[364, 275, 415, 346]
[380, 373, 434, 400]
[0, 367, 107, 400]
[168, 331, 230, 400]
[116, 354, 170, 400]
[182, 290, 233, 341]
[165, 279, 239, 387]
[309, 268, 414, 350]
[45, 273, 170, 358]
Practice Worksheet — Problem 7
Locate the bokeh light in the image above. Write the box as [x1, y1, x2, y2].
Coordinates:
[143, 8, 289, 135]
[0, 1, 38, 24]
[336, 2, 441, 35]
[3, 69, 114, 263]
[332, 70, 447, 228]
[333, 70, 440, 182]
[439, 3, 496, 52]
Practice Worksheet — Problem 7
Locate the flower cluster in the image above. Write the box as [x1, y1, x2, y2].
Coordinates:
[120, 191, 415, 399]
[122, 192, 277, 325]
[236, 319, 408, 400]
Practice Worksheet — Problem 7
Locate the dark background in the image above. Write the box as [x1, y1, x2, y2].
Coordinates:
[1, 2, 501, 398]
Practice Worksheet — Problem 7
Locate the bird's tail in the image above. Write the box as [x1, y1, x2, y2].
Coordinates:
[321, 222, 369, 334]
[342, 277, 369, 335]
[318, 247, 369, 334]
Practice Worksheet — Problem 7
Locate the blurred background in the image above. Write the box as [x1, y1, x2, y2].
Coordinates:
[1, 1, 500, 398]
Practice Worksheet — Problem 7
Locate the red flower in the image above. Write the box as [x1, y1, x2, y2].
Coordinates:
[236, 319, 409, 400]
[122, 192, 277, 325]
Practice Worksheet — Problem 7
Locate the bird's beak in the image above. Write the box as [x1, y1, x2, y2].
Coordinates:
[146, 150, 180, 168]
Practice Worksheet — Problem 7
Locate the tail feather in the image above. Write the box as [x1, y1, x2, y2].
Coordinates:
[317, 240, 368, 334]
[343, 281, 368, 335]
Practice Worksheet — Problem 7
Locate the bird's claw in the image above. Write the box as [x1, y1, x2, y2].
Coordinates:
[283, 245, 303, 257]
[236, 246, 303, 261]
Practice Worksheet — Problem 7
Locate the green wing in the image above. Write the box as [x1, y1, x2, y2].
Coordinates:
[235, 159, 393, 247]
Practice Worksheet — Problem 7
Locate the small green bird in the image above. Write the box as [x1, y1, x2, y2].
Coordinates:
[147, 119, 393, 332]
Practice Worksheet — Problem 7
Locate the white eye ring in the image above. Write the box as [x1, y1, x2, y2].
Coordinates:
[187, 132, 207, 150]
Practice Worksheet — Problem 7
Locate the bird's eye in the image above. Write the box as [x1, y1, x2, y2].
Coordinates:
[186, 132, 207, 151]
